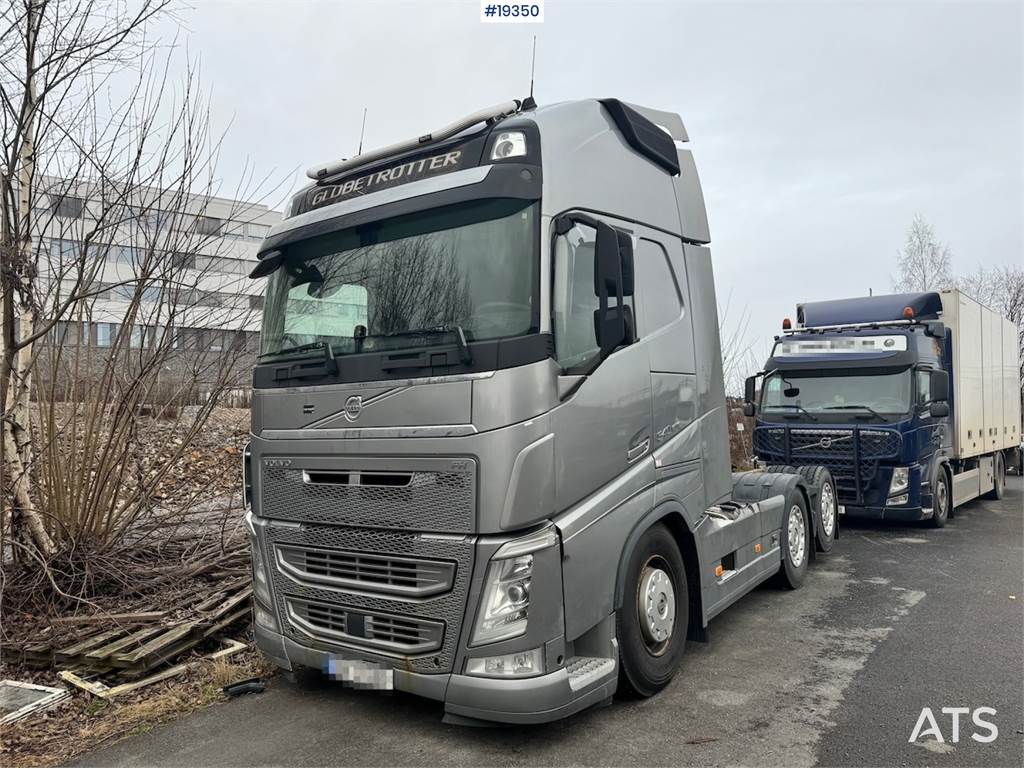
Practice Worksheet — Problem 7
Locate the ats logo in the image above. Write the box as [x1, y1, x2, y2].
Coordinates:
[909, 707, 998, 744]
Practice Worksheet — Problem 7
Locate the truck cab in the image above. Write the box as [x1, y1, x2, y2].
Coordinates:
[748, 290, 1020, 526]
[245, 98, 822, 724]
[748, 293, 952, 522]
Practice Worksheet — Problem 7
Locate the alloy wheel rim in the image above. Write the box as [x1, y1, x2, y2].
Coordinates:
[788, 504, 806, 567]
[819, 482, 836, 537]
[937, 480, 948, 519]
[638, 560, 675, 655]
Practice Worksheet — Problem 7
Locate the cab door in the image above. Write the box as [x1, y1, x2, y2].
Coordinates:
[550, 215, 652, 511]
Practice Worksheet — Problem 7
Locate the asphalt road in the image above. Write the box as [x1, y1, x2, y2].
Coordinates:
[74, 477, 1024, 768]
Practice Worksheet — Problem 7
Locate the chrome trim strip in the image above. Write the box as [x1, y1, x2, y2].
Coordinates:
[268, 166, 493, 240]
[262, 424, 478, 440]
[259, 369, 495, 396]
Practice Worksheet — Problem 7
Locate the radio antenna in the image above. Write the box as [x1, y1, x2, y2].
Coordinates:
[357, 107, 368, 155]
[523, 36, 538, 109]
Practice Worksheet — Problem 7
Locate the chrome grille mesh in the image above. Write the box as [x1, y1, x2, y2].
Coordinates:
[754, 426, 902, 499]
[275, 544, 456, 597]
[264, 522, 474, 674]
[259, 460, 475, 532]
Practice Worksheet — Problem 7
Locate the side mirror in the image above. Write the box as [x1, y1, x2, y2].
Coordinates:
[743, 402, 756, 418]
[930, 369, 949, 403]
[592, 221, 629, 356]
[616, 230, 634, 296]
[928, 401, 949, 418]
[925, 321, 946, 340]
[744, 375, 757, 404]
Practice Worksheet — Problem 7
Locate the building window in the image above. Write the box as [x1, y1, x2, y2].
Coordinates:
[172, 252, 195, 270]
[50, 239, 78, 260]
[193, 216, 223, 236]
[249, 294, 265, 310]
[247, 223, 270, 240]
[208, 331, 223, 352]
[198, 291, 224, 307]
[96, 323, 117, 348]
[130, 325, 146, 348]
[50, 195, 85, 218]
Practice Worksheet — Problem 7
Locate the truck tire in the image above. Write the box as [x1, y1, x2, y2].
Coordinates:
[982, 453, 1005, 500]
[774, 491, 810, 589]
[927, 469, 950, 528]
[616, 523, 689, 698]
[797, 466, 837, 554]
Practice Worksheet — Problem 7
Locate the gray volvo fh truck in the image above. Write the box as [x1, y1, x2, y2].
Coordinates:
[244, 98, 833, 724]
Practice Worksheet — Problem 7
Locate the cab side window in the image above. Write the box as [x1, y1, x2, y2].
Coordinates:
[553, 222, 633, 370]
[916, 369, 932, 408]
[553, 223, 600, 369]
[635, 238, 682, 335]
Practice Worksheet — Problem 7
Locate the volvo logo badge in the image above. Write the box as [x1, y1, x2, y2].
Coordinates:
[343, 395, 363, 421]
[819, 437, 833, 449]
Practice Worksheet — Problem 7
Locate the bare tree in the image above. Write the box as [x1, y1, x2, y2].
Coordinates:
[891, 214, 955, 293]
[1, 1, 275, 598]
[958, 263, 1024, 395]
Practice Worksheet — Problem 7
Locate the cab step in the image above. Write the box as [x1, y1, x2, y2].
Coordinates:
[565, 656, 616, 691]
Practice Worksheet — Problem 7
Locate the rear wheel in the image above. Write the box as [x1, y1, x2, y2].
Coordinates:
[797, 466, 837, 553]
[616, 524, 689, 698]
[982, 453, 1005, 500]
[775, 493, 810, 589]
[927, 470, 950, 528]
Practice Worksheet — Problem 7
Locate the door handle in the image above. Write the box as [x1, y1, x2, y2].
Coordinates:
[627, 436, 650, 462]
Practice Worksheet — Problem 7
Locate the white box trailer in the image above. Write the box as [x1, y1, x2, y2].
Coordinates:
[939, 289, 1021, 459]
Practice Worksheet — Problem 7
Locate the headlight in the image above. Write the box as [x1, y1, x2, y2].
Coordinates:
[490, 131, 527, 160]
[245, 512, 273, 606]
[464, 647, 544, 678]
[889, 466, 910, 495]
[242, 442, 253, 509]
[471, 526, 558, 645]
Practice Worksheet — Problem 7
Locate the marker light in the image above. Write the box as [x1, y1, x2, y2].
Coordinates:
[714, 564, 724, 577]
[903, 306, 914, 319]
[782, 318, 792, 330]
[490, 131, 527, 160]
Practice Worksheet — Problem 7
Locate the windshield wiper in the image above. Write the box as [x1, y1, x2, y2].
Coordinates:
[382, 325, 472, 365]
[258, 341, 332, 362]
[766, 404, 818, 421]
[823, 404, 885, 421]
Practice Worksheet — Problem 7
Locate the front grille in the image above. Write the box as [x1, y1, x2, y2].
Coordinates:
[275, 544, 456, 597]
[754, 426, 901, 501]
[259, 458, 476, 533]
[286, 598, 444, 655]
[262, 522, 474, 674]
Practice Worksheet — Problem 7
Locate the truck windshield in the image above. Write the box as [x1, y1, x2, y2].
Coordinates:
[761, 369, 912, 417]
[259, 199, 537, 358]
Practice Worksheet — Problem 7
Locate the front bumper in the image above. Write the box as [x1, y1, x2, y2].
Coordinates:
[255, 623, 616, 724]
[840, 504, 928, 522]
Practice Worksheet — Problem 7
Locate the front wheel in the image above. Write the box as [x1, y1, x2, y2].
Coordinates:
[927, 470, 950, 528]
[775, 493, 810, 589]
[616, 524, 689, 698]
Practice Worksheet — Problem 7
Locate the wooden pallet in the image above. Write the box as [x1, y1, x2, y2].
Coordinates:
[8, 582, 252, 676]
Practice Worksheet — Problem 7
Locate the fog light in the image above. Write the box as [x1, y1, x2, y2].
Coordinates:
[887, 493, 909, 506]
[254, 603, 278, 632]
[464, 647, 543, 678]
[490, 131, 527, 160]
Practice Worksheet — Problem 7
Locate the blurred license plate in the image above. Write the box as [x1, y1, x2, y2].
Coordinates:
[325, 658, 393, 690]
[838, 505, 846, 516]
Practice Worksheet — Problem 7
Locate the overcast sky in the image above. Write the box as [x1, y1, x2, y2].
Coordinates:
[175, 0, 1022, 364]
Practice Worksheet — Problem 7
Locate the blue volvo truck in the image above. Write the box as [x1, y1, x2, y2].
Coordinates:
[746, 291, 1021, 527]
